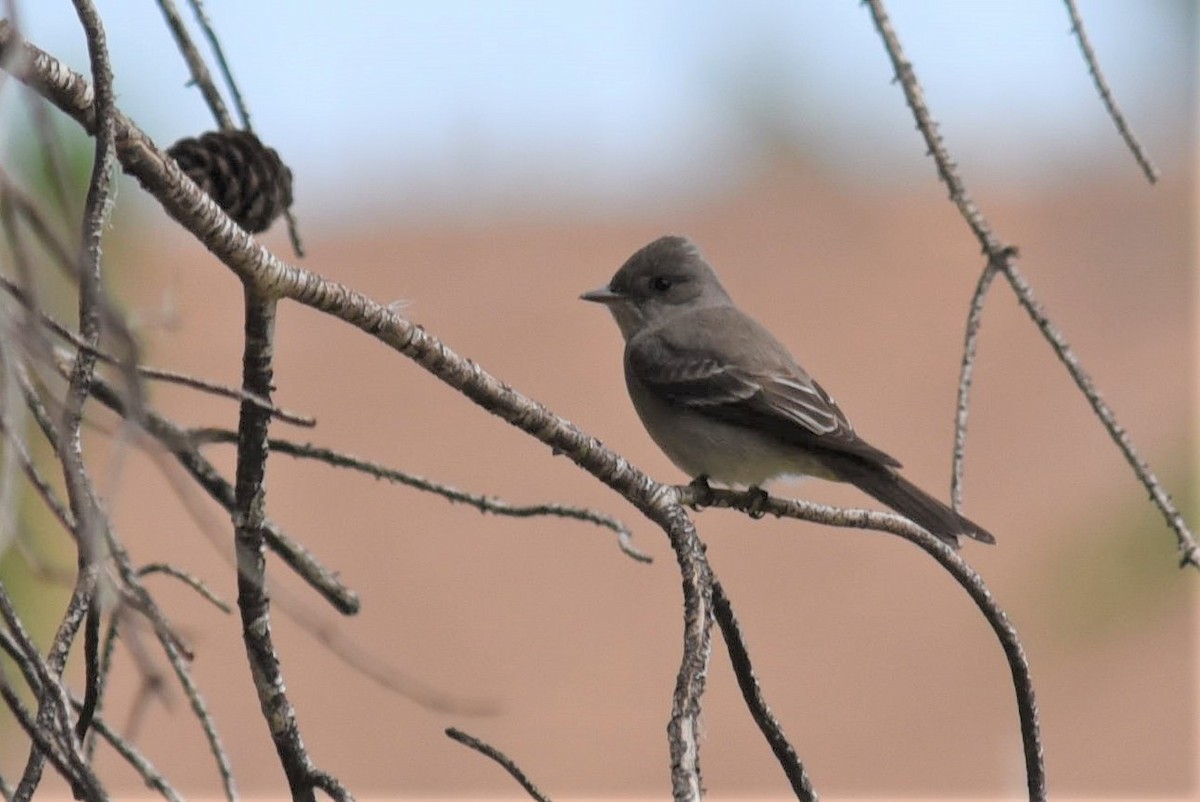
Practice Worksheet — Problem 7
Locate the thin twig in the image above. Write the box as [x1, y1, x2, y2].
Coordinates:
[861, 0, 1195, 569]
[20, 6, 118, 790]
[1061, 0, 1158, 183]
[80, 709, 185, 802]
[67, 353, 360, 614]
[189, 427, 649, 562]
[679, 482, 1046, 801]
[445, 728, 553, 802]
[106, 540, 240, 802]
[308, 769, 355, 802]
[138, 562, 232, 613]
[0, 168, 147, 421]
[177, 0, 312, 258]
[951, 261, 999, 511]
[0, 4, 78, 223]
[12, 568, 100, 801]
[74, 604, 102, 740]
[0, 665, 103, 800]
[154, 0, 233, 130]
[1000, 260, 1195, 567]
[711, 578, 816, 801]
[58, 0, 114, 551]
[185, 0, 251, 129]
[84, 613, 120, 760]
[0, 381, 75, 532]
[0, 275, 315, 426]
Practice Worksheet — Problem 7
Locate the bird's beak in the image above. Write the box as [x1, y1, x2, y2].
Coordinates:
[580, 284, 622, 304]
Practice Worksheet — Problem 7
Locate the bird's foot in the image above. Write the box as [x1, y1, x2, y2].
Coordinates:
[745, 486, 769, 519]
[686, 475, 715, 510]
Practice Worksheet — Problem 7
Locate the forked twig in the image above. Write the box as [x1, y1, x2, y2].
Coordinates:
[862, 0, 1195, 570]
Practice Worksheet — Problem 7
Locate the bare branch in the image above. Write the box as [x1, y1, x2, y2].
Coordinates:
[138, 562, 232, 613]
[1061, 0, 1158, 183]
[711, 578, 816, 801]
[190, 426, 649, 563]
[860, 0, 1195, 569]
[58, 0, 114, 551]
[107, 540, 240, 801]
[0, 273, 315, 426]
[0, 377, 74, 532]
[233, 289, 328, 801]
[74, 357, 360, 614]
[445, 728, 553, 802]
[185, 0, 252, 129]
[74, 605, 102, 740]
[154, 0, 233, 130]
[80, 709, 185, 802]
[679, 482, 1046, 801]
[951, 261, 999, 512]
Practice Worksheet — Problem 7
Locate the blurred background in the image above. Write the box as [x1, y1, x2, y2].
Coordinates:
[0, 1, 1195, 798]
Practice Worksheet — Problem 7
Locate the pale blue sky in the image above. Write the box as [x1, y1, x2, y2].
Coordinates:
[4, 2, 1194, 220]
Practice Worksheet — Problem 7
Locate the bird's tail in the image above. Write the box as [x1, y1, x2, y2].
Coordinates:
[837, 462, 995, 548]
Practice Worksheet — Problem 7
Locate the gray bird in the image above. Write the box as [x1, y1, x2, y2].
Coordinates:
[581, 235, 994, 548]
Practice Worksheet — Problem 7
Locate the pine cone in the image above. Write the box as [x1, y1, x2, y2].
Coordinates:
[166, 130, 293, 234]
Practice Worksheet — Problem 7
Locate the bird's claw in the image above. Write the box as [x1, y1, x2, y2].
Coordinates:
[746, 486, 769, 519]
[687, 475, 715, 510]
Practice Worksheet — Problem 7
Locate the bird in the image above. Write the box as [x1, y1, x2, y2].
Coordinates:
[580, 234, 994, 548]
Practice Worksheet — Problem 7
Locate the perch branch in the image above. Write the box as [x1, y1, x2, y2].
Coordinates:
[679, 482, 1045, 801]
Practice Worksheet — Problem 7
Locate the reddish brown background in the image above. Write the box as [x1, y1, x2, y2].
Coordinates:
[9, 145, 1191, 800]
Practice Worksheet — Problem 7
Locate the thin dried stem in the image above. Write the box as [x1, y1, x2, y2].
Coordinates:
[189, 426, 648, 562]
[185, 0, 251, 130]
[1061, 0, 1158, 183]
[0, 274, 315, 426]
[154, 0, 233, 130]
[0, 382, 74, 532]
[58, 0, 114, 550]
[711, 578, 816, 801]
[445, 728, 553, 802]
[106, 541, 239, 802]
[138, 562, 232, 613]
[13, 14, 116, 795]
[80, 709, 185, 802]
[951, 261, 999, 511]
[70, 356, 360, 614]
[861, 0, 1194, 569]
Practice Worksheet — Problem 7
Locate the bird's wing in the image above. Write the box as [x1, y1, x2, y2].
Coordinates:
[626, 306, 902, 468]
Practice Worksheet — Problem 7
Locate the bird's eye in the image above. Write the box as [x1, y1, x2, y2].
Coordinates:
[649, 275, 673, 292]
